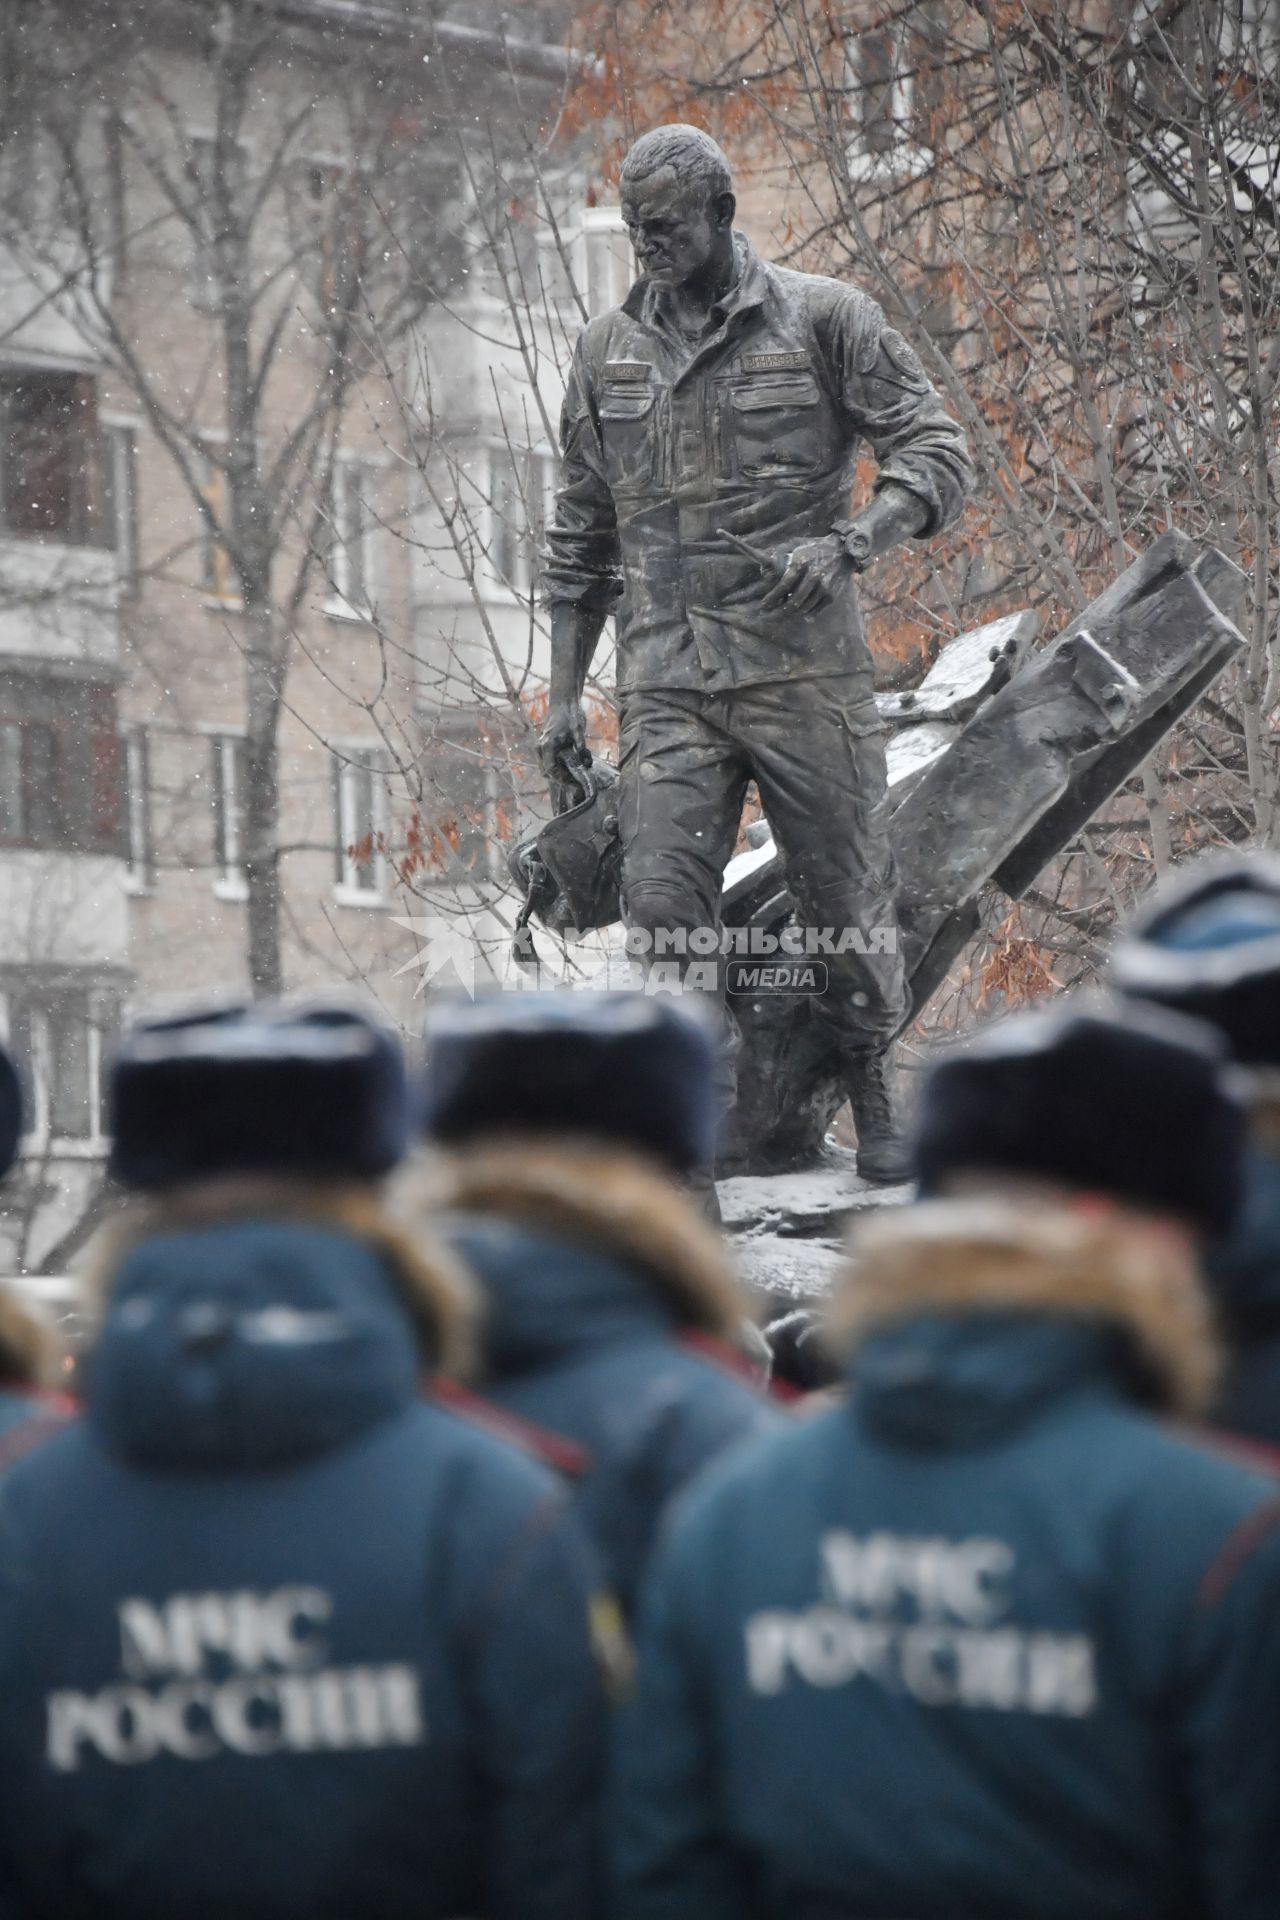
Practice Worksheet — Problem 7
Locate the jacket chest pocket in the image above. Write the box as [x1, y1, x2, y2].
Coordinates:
[726, 373, 824, 479]
[598, 386, 659, 493]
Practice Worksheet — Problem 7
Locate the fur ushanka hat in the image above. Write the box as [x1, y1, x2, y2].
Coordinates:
[419, 990, 720, 1174]
[1110, 852, 1280, 1071]
[110, 1001, 411, 1191]
[912, 1000, 1246, 1239]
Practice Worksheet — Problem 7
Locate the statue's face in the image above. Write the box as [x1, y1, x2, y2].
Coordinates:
[620, 166, 726, 289]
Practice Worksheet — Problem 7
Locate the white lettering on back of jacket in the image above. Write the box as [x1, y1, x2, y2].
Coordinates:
[46, 1587, 426, 1770]
[746, 1531, 1097, 1717]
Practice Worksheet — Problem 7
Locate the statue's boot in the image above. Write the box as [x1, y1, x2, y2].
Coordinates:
[846, 1047, 913, 1186]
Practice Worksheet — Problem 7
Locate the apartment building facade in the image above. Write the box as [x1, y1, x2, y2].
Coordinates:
[0, 0, 579, 1267]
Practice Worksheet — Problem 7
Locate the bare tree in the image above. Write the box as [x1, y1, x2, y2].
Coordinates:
[0, 0, 569, 994]
[0, 0, 580, 1268]
[346, 120, 633, 994]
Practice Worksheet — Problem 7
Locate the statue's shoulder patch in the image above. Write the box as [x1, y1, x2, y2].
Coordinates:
[874, 325, 930, 391]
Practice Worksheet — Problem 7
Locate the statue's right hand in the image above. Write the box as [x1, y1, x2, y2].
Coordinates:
[537, 699, 591, 809]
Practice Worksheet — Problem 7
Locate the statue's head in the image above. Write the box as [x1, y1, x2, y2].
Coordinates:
[619, 125, 735, 289]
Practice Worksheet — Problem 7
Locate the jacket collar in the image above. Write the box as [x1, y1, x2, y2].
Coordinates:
[411, 1138, 746, 1342]
[439, 1214, 674, 1374]
[623, 231, 770, 334]
[90, 1177, 476, 1377]
[831, 1194, 1218, 1419]
[0, 1281, 58, 1391]
[87, 1218, 424, 1470]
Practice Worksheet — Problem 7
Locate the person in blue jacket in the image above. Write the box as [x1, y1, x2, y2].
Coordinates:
[0, 1000, 609, 1920]
[611, 1001, 1280, 1920]
[0, 1283, 68, 1460]
[0, 1040, 72, 1464]
[413, 991, 783, 1614]
[1111, 851, 1280, 1453]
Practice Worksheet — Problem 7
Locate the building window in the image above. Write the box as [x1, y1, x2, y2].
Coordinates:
[0, 672, 119, 854]
[857, 27, 909, 155]
[328, 459, 378, 616]
[91, 698, 122, 852]
[103, 108, 131, 290]
[102, 420, 139, 588]
[4, 986, 118, 1148]
[124, 728, 152, 890]
[537, 223, 576, 304]
[581, 207, 633, 317]
[421, 712, 520, 886]
[299, 157, 368, 315]
[846, 23, 929, 174]
[198, 445, 239, 604]
[210, 731, 247, 898]
[0, 718, 62, 847]
[0, 371, 108, 548]
[469, 181, 541, 307]
[333, 744, 386, 900]
[487, 445, 556, 598]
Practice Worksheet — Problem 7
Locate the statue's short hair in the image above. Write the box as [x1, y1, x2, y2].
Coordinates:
[620, 125, 733, 203]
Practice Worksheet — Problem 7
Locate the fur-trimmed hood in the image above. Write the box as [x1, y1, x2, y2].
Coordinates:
[0, 1284, 59, 1391]
[406, 1138, 746, 1360]
[832, 1195, 1218, 1427]
[84, 1177, 476, 1470]
[89, 1176, 475, 1374]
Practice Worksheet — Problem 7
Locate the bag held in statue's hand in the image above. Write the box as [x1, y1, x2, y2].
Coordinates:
[508, 757, 622, 963]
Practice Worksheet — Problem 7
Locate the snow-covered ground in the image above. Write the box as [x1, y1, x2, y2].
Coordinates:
[720, 1151, 912, 1303]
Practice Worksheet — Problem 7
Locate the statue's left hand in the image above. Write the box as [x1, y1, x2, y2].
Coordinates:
[759, 534, 852, 615]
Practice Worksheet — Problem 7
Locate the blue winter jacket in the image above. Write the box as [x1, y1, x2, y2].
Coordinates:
[0, 1389, 52, 1445]
[0, 1283, 70, 1459]
[0, 1216, 607, 1920]
[445, 1210, 782, 1613]
[1208, 1146, 1280, 1449]
[0, 1389, 72, 1476]
[611, 1311, 1280, 1919]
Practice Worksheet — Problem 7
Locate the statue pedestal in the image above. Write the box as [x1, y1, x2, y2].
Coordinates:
[720, 1149, 910, 1309]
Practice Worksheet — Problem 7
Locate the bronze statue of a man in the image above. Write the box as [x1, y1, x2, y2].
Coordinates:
[538, 124, 974, 1181]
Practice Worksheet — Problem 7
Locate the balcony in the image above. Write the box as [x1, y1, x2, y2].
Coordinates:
[0, 850, 128, 969]
[0, 540, 120, 669]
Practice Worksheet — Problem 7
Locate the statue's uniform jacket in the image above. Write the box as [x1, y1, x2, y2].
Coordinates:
[543, 235, 973, 1054]
[543, 233, 973, 695]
